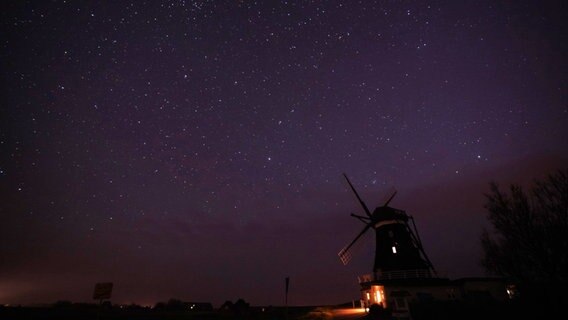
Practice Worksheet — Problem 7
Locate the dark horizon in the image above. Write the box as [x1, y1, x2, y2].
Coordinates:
[1, 0, 567, 308]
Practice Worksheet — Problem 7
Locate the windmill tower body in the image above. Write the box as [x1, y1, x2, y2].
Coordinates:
[371, 208, 432, 274]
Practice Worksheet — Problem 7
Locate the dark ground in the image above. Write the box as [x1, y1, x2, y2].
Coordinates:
[0, 305, 316, 320]
[0, 299, 565, 319]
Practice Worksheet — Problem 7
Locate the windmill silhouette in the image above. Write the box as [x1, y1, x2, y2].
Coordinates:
[339, 173, 436, 279]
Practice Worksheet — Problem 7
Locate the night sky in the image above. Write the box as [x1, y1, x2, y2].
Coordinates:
[1, 0, 567, 307]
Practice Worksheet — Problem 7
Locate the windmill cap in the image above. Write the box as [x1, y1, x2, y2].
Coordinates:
[372, 206, 408, 221]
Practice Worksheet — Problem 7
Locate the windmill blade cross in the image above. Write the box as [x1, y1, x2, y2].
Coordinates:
[350, 213, 370, 224]
[338, 223, 372, 265]
[409, 216, 438, 275]
[343, 173, 373, 217]
[383, 190, 397, 207]
[338, 248, 352, 265]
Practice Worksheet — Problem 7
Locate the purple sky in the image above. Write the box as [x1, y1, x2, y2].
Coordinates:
[1, 0, 567, 307]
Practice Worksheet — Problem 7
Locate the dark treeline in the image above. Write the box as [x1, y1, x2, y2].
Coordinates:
[479, 168, 568, 317]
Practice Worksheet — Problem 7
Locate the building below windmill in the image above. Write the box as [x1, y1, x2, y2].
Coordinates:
[357, 271, 510, 317]
[338, 174, 513, 319]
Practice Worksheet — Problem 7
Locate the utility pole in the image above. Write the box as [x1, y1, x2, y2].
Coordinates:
[285, 276, 290, 320]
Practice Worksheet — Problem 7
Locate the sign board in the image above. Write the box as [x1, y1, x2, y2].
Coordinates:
[93, 282, 113, 300]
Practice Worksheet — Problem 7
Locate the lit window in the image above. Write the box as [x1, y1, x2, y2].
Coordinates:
[374, 291, 382, 303]
[392, 246, 397, 254]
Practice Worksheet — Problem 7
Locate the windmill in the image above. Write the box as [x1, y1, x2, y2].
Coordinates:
[338, 173, 436, 279]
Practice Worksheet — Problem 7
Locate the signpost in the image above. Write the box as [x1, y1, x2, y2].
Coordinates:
[93, 282, 112, 320]
[93, 282, 113, 304]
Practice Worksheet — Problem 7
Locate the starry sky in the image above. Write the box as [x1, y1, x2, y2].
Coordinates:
[1, 0, 567, 307]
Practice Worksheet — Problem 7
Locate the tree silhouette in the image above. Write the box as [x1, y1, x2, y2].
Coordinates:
[481, 169, 568, 300]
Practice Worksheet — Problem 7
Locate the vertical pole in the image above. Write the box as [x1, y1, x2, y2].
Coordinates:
[97, 299, 103, 320]
[285, 277, 288, 305]
[285, 277, 289, 320]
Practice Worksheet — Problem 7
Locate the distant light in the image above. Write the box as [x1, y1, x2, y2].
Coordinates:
[392, 246, 397, 254]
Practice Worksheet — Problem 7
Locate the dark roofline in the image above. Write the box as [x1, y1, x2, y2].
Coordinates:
[452, 277, 507, 284]
[361, 277, 453, 287]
